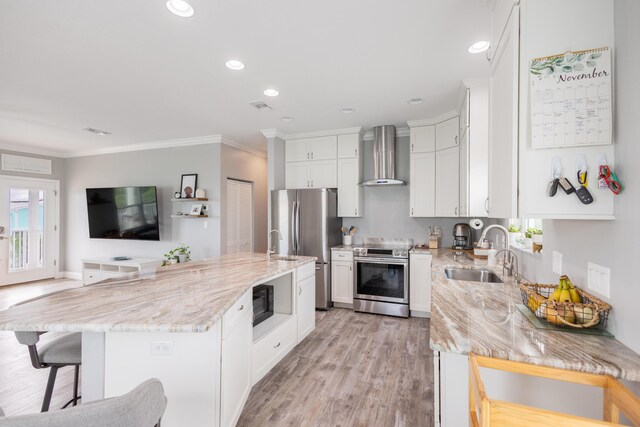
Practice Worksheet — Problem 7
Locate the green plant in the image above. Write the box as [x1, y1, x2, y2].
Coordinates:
[524, 228, 542, 239]
[508, 224, 521, 233]
[162, 243, 191, 266]
[531, 228, 543, 235]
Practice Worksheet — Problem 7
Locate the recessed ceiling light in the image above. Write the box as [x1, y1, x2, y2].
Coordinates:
[468, 40, 490, 53]
[407, 98, 424, 105]
[341, 108, 355, 114]
[225, 59, 245, 71]
[280, 116, 294, 122]
[264, 89, 279, 97]
[83, 127, 111, 136]
[166, 0, 194, 18]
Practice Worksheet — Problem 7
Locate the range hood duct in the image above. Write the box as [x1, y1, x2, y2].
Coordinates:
[360, 125, 406, 186]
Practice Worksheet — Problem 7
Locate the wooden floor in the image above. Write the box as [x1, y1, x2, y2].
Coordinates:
[237, 309, 434, 427]
[0, 278, 83, 416]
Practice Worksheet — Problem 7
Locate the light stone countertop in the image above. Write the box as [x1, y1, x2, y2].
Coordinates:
[429, 249, 640, 381]
[0, 253, 316, 334]
[331, 245, 354, 251]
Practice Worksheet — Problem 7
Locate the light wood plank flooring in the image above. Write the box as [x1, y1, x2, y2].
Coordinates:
[0, 278, 83, 416]
[238, 309, 434, 427]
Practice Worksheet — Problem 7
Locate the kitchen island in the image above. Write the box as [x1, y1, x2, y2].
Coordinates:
[425, 248, 640, 426]
[0, 253, 317, 427]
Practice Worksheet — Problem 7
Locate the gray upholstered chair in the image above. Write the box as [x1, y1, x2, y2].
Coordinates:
[14, 331, 82, 412]
[0, 378, 167, 427]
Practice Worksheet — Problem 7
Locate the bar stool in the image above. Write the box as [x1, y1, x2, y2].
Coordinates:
[0, 378, 166, 427]
[14, 331, 82, 412]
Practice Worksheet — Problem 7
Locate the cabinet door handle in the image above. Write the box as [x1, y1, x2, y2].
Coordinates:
[455, 206, 458, 216]
[299, 286, 302, 295]
[454, 135, 458, 145]
[355, 148, 358, 157]
[274, 342, 281, 349]
[311, 152, 314, 159]
[354, 208, 357, 215]
[485, 197, 489, 214]
[411, 207, 414, 215]
[238, 304, 244, 311]
[311, 180, 314, 187]
[411, 143, 414, 151]
[350, 265, 352, 271]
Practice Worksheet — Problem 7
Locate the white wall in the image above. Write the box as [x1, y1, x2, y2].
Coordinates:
[514, 0, 640, 355]
[62, 144, 222, 273]
[219, 144, 268, 253]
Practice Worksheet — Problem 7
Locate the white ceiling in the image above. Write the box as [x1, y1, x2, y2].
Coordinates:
[0, 0, 490, 157]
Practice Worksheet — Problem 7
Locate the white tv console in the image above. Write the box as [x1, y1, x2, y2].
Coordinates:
[81, 257, 162, 285]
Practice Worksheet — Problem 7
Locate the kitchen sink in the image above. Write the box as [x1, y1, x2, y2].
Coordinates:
[444, 267, 503, 283]
[269, 255, 300, 262]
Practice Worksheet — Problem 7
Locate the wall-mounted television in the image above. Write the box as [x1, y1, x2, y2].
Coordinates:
[86, 186, 160, 241]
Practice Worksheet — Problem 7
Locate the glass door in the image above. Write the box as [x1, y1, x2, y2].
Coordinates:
[354, 259, 408, 303]
[0, 177, 58, 286]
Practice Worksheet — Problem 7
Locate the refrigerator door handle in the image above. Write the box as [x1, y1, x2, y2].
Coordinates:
[292, 200, 298, 255]
[295, 200, 301, 256]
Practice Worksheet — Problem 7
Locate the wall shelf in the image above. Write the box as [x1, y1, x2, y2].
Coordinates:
[170, 214, 209, 219]
[171, 198, 209, 202]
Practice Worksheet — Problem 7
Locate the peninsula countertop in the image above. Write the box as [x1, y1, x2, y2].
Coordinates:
[0, 253, 316, 334]
[428, 249, 640, 382]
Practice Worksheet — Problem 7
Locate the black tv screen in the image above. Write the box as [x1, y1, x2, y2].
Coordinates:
[86, 186, 160, 241]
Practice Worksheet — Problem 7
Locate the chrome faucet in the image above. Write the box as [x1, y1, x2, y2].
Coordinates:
[479, 224, 510, 251]
[495, 249, 519, 283]
[267, 229, 283, 258]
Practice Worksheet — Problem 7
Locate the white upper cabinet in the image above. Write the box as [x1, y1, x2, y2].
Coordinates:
[337, 134, 360, 159]
[435, 146, 460, 217]
[410, 126, 435, 153]
[488, 5, 519, 219]
[489, 0, 519, 64]
[459, 89, 470, 137]
[435, 117, 459, 151]
[337, 158, 363, 217]
[410, 152, 436, 217]
[308, 160, 337, 188]
[285, 136, 337, 162]
[285, 162, 311, 189]
[459, 131, 469, 217]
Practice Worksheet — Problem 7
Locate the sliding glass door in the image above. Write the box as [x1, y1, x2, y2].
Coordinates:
[0, 176, 59, 286]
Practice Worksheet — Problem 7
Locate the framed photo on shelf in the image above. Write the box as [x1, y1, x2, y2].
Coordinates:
[180, 174, 197, 199]
[189, 204, 203, 216]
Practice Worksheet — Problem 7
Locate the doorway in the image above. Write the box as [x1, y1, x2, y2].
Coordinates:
[0, 176, 59, 286]
[226, 179, 253, 254]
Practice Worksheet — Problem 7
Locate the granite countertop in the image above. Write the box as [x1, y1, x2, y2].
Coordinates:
[0, 253, 316, 334]
[429, 249, 640, 381]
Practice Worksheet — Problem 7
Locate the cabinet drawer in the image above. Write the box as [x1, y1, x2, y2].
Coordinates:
[83, 270, 101, 285]
[331, 250, 353, 262]
[223, 289, 252, 338]
[297, 262, 315, 282]
[252, 316, 297, 384]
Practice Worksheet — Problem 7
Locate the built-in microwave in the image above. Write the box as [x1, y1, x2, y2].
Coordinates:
[253, 284, 274, 326]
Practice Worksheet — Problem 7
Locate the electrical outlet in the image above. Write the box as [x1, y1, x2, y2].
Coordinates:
[552, 251, 563, 275]
[588, 262, 610, 298]
[151, 340, 174, 355]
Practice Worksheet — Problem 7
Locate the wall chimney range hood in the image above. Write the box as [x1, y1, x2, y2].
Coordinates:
[360, 125, 406, 186]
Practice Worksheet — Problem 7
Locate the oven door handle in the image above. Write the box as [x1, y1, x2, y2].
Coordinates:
[354, 257, 408, 265]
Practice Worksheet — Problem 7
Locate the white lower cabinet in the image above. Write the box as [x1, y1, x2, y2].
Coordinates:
[297, 274, 315, 343]
[221, 302, 252, 427]
[409, 253, 432, 315]
[331, 251, 354, 305]
[252, 316, 297, 385]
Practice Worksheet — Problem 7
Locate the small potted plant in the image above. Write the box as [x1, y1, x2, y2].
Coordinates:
[523, 228, 534, 249]
[508, 224, 521, 244]
[162, 243, 191, 266]
[531, 228, 543, 245]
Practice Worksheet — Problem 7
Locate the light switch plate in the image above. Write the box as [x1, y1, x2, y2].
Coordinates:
[552, 251, 563, 275]
[588, 262, 610, 298]
[151, 340, 174, 355]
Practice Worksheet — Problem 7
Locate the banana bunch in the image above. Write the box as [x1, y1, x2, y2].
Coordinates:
[545, 275, 581, 325]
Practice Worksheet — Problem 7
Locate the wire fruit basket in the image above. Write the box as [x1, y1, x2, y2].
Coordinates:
[520, 283, 611, 330]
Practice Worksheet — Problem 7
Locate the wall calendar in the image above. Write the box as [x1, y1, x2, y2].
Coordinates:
[530, 47, 612, 149]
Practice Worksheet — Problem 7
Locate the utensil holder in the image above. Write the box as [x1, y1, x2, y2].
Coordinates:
[343, 235, 352, 246]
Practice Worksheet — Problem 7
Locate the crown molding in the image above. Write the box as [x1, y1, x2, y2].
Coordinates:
[362, 126, 410, 141]
[284, 126, 364, 141]
[0, 141, 67, 158]
[219, 135, 267, 158]
[406, 110, 459, 128]
[260, 128, 289, 140]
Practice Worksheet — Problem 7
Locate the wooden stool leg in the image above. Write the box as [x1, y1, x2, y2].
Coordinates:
[41, 366, 58, 412]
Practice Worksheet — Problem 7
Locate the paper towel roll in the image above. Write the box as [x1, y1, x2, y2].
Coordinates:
[469, 218, 484, 230]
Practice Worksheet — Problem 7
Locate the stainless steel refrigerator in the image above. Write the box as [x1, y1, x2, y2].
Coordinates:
[271, 188, 341, 309]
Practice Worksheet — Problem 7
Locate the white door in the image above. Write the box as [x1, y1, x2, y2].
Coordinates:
[226, 179, 253, 254]
[297, 274, 316, 343]
[410, 126, 436, 153]
[331, 261, 353, 304]
[435, 146, 460, 217]
[459, 130, 469, 217]
[435, 117, 459, 151]
[409, 152, 436, 217]
[285, 162, 309, 189]
[306, 136, 337, 160]
[285, 140, 309, 162]
[308, 160, 337, 188]
[409, 253, 432, 313]
[0, 176, 59, 285]
[221, 308, 252, 427]
[337, 134, 359, 159]
[488, 6, 519, 218]
[337, 158, 362, 217]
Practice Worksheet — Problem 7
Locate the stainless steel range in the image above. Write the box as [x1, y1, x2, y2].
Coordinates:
[353, 242, 411, 317]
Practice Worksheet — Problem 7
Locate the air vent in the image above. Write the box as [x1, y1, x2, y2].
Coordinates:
[83, 127, 111, 136]
[249, 100, 273, 112]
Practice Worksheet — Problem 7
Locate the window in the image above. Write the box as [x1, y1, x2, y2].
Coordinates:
[508, 218, 543, 252]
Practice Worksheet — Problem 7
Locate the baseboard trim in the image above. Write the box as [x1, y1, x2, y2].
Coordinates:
[410, 310, 431, 318]
[62, 271, 82, 280]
